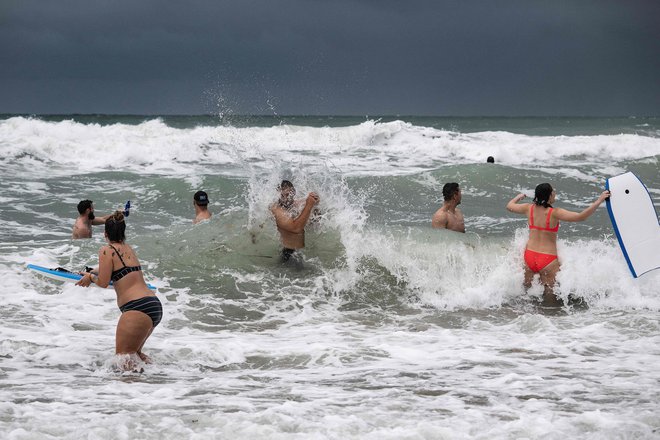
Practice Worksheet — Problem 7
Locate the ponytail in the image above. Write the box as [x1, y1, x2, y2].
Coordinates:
[105, 210, 126, 242]
[533, 183, 553, 208]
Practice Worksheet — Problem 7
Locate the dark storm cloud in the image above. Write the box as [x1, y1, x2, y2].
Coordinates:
[1, 0, 658, 115]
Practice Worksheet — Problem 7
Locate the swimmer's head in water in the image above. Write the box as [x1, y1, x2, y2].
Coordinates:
[193, 190, 209, 206]
[533, 183, 555, 208]
[278, 180, 296, 208]
[442, 182, 461, 203]
[105, 211, 126, 242]
[77, 199, 95, 220]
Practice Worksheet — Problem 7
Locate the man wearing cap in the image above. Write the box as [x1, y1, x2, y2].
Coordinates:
[72, 199, 111, 239]
[193, 190, 212, 224]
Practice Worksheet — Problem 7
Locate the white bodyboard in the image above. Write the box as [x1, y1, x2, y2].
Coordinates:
[605, 172, 660, 278]
[27, 264, 157, 291]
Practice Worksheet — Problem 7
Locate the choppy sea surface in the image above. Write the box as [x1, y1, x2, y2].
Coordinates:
[1, 115, 659, 439]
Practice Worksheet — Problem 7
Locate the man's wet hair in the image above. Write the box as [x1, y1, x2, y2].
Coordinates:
[442, 183, 460, 201]
[487, 156, 495, 163]
[77, 200, 93, 214]
[278, 180, 294, 190]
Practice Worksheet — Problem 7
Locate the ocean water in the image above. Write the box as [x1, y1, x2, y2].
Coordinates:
[0, 115, 659, 439]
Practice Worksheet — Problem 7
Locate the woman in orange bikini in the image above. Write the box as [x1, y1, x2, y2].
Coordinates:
[506, 183, 610, 305]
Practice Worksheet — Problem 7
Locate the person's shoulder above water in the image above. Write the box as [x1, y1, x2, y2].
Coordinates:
[431, 182, 465, 233]
[72, 199, 111, 239]
[271, 179, 320, 258]
[193, 190, 212, 224]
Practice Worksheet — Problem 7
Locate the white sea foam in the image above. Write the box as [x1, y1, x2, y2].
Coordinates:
[2, 116, 659, 438]
[318, 222, 660, 311]
[3, 231, 660, 439]
[2, 117, 659, 178]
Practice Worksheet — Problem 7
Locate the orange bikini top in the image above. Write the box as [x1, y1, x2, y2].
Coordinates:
[529, 206, 559, 232]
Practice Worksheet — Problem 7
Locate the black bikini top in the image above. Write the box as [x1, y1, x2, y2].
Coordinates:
[108, 243, 142, 282]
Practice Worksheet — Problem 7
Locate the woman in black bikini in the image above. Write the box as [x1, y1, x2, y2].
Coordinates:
[76, 211, 162, 370]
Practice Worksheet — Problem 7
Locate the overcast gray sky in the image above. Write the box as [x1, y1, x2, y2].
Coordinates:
[1, 0, 658, 115]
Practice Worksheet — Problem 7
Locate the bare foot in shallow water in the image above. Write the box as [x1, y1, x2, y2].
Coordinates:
[137, 351, 152, 364]
[113, 353, 145, 373]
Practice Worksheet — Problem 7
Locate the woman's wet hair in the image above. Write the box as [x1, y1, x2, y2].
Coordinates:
[533, 183, 554, 208]
[105, 210, 126, 242]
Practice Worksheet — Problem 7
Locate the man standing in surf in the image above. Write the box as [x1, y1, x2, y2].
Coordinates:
[270, 180, 320, 266]
[432, 183, 465, 233]
[72, 200, 111, 239]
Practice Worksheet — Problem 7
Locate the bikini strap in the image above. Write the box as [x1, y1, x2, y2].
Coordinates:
[108, 243, 128, 268]
[545, 208, 553, 229]
[529, 205, 534, 227]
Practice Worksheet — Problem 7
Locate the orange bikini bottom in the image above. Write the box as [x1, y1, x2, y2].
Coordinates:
[524, 249, 558, 273]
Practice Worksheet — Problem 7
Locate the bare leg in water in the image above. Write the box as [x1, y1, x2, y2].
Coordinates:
[539, 260, 561, 306]
[115, 311, 154, 371]
[137, 328, 154, 363]
[523, 260, 562, 306]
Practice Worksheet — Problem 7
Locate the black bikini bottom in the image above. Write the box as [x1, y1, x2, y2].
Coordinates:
[119, 296, 163, 327]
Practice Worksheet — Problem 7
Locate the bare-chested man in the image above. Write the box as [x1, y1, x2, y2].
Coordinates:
[193, 190, 212, 224]
[72, 200, 111, 239]
[270, 180, 320, 264]
[431, 182, 465, 233]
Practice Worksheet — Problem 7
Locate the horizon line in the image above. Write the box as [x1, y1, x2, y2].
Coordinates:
[1, 113, 658, 119]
